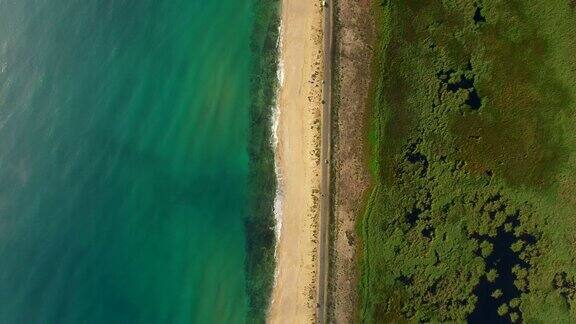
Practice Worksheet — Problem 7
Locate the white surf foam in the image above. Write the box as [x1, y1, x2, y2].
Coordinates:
[270, 19, 284, 299]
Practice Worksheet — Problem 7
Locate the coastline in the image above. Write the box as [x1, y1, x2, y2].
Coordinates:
[272, 21, 284, 244]
[245, 0, 282, 321]
[268, 0, 323, 322]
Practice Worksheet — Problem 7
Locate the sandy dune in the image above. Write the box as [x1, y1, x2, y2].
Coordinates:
[267, 0, 323, 323]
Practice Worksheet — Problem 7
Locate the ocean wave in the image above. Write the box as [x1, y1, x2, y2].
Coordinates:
[272, 20, 284, 245]
[271, 18, 284, 293]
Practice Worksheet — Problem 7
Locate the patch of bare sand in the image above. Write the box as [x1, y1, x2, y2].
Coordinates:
[267, 0, 323, 323]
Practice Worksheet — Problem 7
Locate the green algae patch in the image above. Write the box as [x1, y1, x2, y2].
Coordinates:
[360, 0, 576, 322]
[245, 0, 281, 322]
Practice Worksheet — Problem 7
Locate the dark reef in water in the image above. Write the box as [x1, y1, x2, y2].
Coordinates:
[245, 0, 281, 322]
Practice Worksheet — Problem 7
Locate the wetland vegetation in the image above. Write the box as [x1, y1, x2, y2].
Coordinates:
[360, 0, 576, 322]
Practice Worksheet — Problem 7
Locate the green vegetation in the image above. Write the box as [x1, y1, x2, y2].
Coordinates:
[360, 0, 576, 322]
[245, 0, 281, 322]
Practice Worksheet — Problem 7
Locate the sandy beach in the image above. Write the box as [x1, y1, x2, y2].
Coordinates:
[268, 0, 323, 323]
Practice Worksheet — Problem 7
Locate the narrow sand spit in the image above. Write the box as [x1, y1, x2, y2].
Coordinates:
[268, 0, 323, 322]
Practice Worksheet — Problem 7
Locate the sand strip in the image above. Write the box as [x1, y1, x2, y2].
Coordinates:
[267, 0, 323, 323]
[330, 0, 376, 322]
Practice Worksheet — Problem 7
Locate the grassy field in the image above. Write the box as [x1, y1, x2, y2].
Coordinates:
[360, 0, 576, 322]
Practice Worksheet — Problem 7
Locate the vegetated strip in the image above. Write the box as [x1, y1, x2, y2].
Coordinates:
[360, 0, 576, 323]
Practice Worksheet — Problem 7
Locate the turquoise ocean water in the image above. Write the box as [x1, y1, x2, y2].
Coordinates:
[0, 0, 277, 323]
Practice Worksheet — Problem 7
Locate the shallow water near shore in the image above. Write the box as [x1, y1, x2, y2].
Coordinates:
[0, 1, 258, 322]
